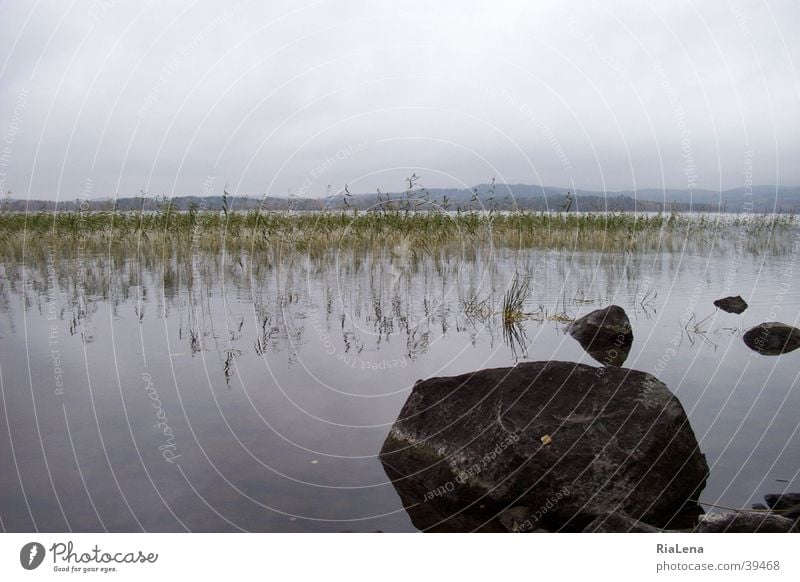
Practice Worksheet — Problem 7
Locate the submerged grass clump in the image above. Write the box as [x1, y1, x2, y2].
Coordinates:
[502, 273, 530, 325]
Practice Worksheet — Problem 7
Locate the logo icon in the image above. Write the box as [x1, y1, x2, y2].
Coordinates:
[20, 542, 45, 570]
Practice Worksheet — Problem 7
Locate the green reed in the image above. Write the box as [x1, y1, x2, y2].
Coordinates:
[502, 273, 531, 325]
[1, 208, 797, 262]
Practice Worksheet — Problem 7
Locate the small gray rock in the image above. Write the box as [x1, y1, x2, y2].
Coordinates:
[567, 305, 633, 366]
[713, 295, 748, 314]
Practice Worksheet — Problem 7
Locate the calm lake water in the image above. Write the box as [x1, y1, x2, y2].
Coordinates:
[2, 226, 800, 531]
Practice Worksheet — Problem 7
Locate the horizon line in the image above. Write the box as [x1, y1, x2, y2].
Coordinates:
[4, 183, 795, 202]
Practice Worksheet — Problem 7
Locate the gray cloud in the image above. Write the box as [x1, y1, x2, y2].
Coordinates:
[0, 0, 798, 201]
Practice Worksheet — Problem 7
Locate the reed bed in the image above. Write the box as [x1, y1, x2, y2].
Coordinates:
[1, 208, 797, 262]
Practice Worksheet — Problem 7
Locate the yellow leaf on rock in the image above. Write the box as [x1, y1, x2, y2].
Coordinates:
[540, 435, 552, 445]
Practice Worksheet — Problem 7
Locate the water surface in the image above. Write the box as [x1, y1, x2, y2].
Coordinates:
[2, 226, 800, 531]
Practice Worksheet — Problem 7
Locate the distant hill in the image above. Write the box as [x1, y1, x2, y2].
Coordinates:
[572, 185, 800, 213]
[2, 184, 799, 213]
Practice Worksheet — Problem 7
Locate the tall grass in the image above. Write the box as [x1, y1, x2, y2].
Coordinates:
[1, 207, 797, 261]
[502, 273, 530, 325]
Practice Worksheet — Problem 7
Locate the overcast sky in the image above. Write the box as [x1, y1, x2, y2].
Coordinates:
[0, 0, 798, 201]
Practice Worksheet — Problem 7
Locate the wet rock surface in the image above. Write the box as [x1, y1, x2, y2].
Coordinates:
[582, 512, 663, 533]
[694, 512, 796, 533]
[379, 361, 708, 532]
[742, 322, 800, 355]
[568, 305, 633, 366]
[764, 493, 800, 520]
[713, 295, 748, 314]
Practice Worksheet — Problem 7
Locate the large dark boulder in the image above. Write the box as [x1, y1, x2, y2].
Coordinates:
[379, 361, 707, 532]
[743, 322, 800, 355]
[568, 305, 633, 366]
[713, 295, 748, 314]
